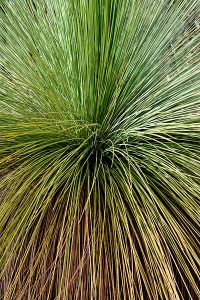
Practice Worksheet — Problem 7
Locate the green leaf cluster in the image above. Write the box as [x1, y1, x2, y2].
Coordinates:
[0, 1, 200, 299]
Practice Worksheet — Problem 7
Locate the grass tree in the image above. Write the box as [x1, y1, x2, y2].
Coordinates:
[0, 0, 200, 299]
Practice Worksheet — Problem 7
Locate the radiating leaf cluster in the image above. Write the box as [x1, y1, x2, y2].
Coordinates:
[0, 0, 200, 299]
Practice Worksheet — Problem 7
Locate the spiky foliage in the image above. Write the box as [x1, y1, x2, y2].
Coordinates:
[0, 0, 200, 299]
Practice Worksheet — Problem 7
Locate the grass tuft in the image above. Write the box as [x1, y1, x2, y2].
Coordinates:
[0, 1, 200, 299]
